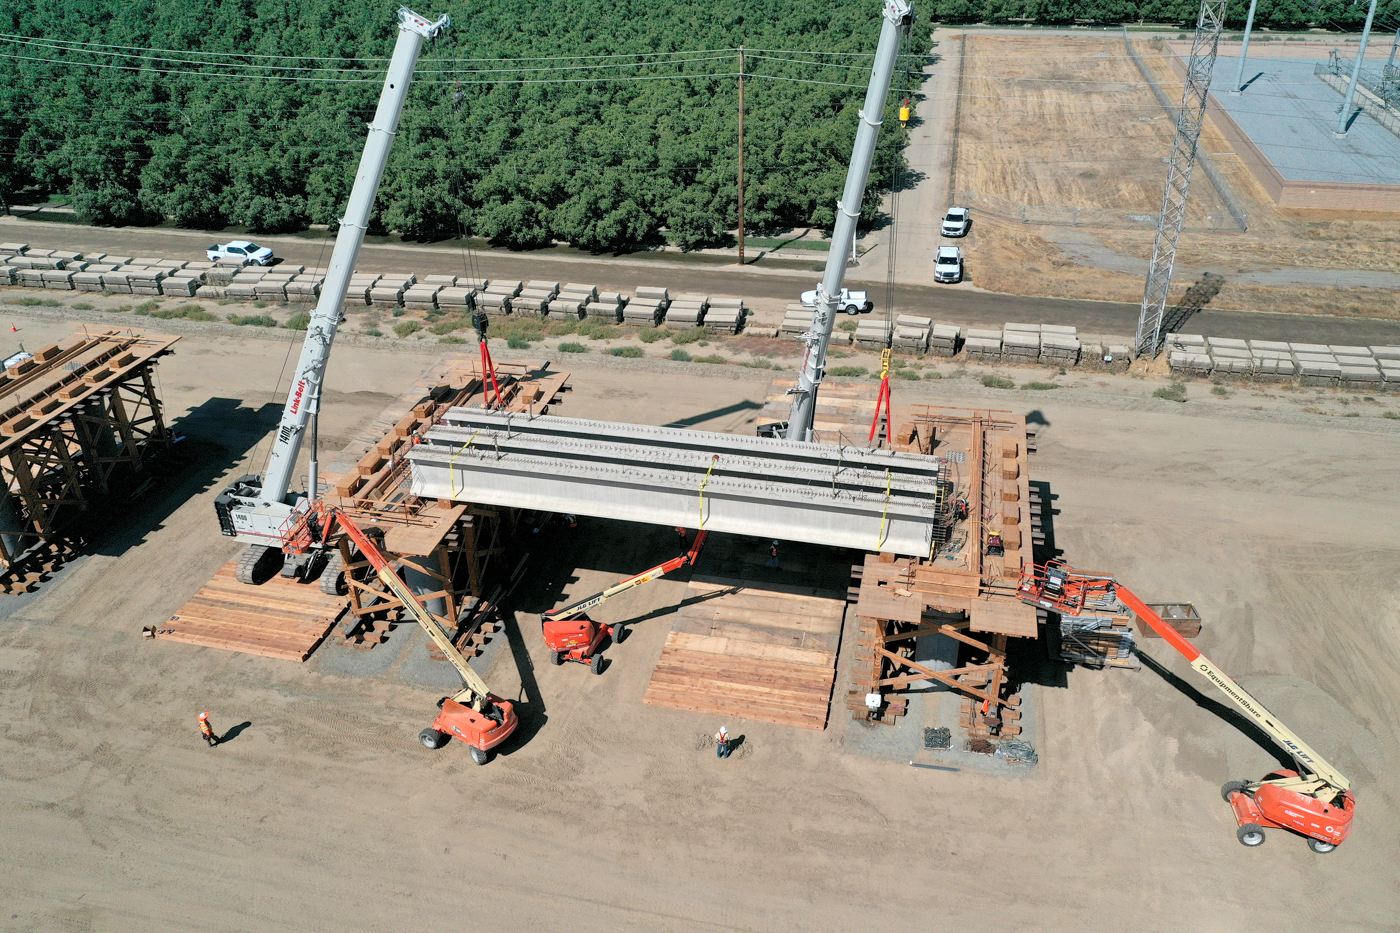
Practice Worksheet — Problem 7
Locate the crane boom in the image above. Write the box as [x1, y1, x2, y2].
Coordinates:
[542, 531, 708, 622]
[216, 7, 449, 552]
[785, 0, 911, 443]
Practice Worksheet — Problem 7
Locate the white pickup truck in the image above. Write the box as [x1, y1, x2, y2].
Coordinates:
[799, 286, 873, 315]
[207, 240, 276, 265]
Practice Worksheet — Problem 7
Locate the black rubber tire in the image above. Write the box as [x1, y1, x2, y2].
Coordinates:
[1221, 780, 1248, 803]
[590, 654, 603, 675]
[1237, 824, 1266, 847]
[844, 305, 860, 316]
[470, 746, 489, 766]
[419, 728, 448, 750]
[612, 625, 627, 645]
[1307, 838, 1336, 854]
[318, 550, 346, 595]
[549, 650, 562, 666]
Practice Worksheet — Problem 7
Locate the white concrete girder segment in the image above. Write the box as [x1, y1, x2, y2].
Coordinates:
[408, 408, 946, 557]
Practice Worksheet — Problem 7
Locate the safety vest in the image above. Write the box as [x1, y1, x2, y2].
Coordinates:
[199, 720, 214, 736]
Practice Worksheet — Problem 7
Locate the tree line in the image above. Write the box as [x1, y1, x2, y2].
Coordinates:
[0, 0, 933, 251]
[926, 0, 1400, 30]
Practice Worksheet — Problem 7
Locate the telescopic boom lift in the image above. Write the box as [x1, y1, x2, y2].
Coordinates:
[1017, 560, 1355, 853]
[540, 530, 708, 673]
[283, 503, 518, 764]
[214, 7, 449, 583]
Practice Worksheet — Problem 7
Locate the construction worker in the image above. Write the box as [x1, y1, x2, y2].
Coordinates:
[676, 526, 688, 547]
[198, 711, 218, 748]
[765, 540, 780, 569]
[715, 725, 730, 759]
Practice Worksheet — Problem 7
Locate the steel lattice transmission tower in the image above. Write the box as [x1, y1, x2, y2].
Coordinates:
[1134, 0, 1229, 359]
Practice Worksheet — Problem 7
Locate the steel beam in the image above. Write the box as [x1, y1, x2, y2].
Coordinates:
[408, 409, 946, 556]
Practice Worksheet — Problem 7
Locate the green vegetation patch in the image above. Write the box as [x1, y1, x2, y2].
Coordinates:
[507, 336, 531, 349]
[609, 346, 644, 357]
[393, 320, 422, 337]
[283, 312, 312, 331]
[1019, 381, 1058, 391]
[70, 302, 94, 310]
[893, 369, 920, 380]
[669, 349, 692, 362]
[830, 366, 868, 377]
[9, 297, 62, 307]
[669, 327, 706, 345]
[227, 314, 277, 327]
[982, 375, 1015, 389]
[558, 342, 589, 353]
[1153, 382, 1188, 403]
[637, 327, 666, 344]
[692, 354, 727, 365]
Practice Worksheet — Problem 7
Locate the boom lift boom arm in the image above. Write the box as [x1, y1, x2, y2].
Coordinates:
[542, 530, 709, 623]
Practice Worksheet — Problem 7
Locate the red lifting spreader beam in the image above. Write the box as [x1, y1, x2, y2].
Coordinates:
[1016, 559, 1354, 853]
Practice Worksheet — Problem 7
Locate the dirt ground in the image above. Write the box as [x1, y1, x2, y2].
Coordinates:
[0, 315, 1397, 932]
[948, 35, 1400, 319]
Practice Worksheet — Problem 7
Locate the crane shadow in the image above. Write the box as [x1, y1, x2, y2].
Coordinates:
[493, 609, 547, 755]
[1137, 650, 1291, 770]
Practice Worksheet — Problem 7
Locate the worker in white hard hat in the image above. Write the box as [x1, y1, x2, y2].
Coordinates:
[765, 539, 780, 569]
[197, 711, 218, 747]
[715, 725, 731, 759]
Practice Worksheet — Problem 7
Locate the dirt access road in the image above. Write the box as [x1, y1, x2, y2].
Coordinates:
[0, 316, 1396, 932]
[8, 215, 1400, 348]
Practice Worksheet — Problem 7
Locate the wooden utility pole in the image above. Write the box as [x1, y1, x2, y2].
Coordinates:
[737, 46, 745, 265]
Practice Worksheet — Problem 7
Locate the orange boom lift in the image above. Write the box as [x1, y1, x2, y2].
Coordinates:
[283, 504, 518, 764]
[540, 530, 708, 673]
[1018, 559, 1355, 853]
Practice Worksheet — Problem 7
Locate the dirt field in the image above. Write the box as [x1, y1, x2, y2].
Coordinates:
[1, 315, 1397, 932]
[948, 35, 1400, 320]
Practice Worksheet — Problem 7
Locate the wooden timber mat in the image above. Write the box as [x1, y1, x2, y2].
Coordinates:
[642, 537, 850, 730]
[156, 560, 347, 662]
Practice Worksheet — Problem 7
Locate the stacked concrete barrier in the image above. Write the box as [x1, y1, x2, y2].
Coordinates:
[370, 274, 416, 305]
[282, 272, 322, 302]
[702, 306, 743, 335]
[1206, 336, 1252, 376]
[665, 294, 708, 326]
[346, 273, 382, 304]
[436, 286, 476, 311]
[1001, 325, 1041, 364]
[546, 295, 586, 318]
[853, 319, 891, 350]
[963, 327, 1001, 362]
[561, 283, 597, 301]
[1038, 325, 1080, 366]
[623, 297, 663, 326]
[928, 323, 960, 357]
[634, 286, 670, 314]
[893, 315, 932, 353]
[128, 268, 167, 296]
[402, 284, 441, 311]
[525, 280, 559, 299]
[422, 275, 458, 288]
[780, 304, 812, 338]
[589, 291, 623, 321]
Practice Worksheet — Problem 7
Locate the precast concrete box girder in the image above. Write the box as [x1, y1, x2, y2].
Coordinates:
[408, 409, 946, 556]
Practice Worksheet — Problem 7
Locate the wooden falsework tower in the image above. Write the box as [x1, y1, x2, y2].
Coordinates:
[0, 329, 178, 586]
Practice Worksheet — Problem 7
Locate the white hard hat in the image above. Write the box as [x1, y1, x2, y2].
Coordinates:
[719, 726, 727, 734]
[772, 540, 779, 545]
[198, 711, 209, 720]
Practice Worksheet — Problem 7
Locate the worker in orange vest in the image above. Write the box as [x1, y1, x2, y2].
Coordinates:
[198, 711, 218, 747]
[765, 540, 780, 569]
[715, 725, 731, 759]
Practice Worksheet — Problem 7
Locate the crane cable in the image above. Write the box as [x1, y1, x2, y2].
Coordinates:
[697, 454, 719, 530]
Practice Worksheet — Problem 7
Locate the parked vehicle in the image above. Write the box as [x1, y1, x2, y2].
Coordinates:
[798, 286, 873, 315]
[940, 206, 970, 237]
[934, 246, 963, 284]
[207, 240, 276, 265]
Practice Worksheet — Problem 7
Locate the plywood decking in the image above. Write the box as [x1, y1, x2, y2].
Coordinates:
[157, 560, 346, 662]
[642, 573, 847, 730]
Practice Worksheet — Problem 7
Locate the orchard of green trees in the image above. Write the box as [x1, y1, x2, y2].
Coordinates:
[1, 1, 1391, 250]
[0, 0, 933, 251]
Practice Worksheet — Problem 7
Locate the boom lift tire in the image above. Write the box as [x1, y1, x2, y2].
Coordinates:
[549, 651, 562, 666]
[470, 746, 489, 766]
[589, 654, 603, 675]
[612, 625, 627, 645]
[1308, 838, 1336, 854]
[419, 728, 448, 750]
[318, 550, 346, 595]
[1237, 824, 1266, 847]
[1221, 780, 1248, 803]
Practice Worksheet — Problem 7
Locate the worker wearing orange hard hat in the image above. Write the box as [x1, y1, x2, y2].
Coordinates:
[198, 711, 218, 747]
